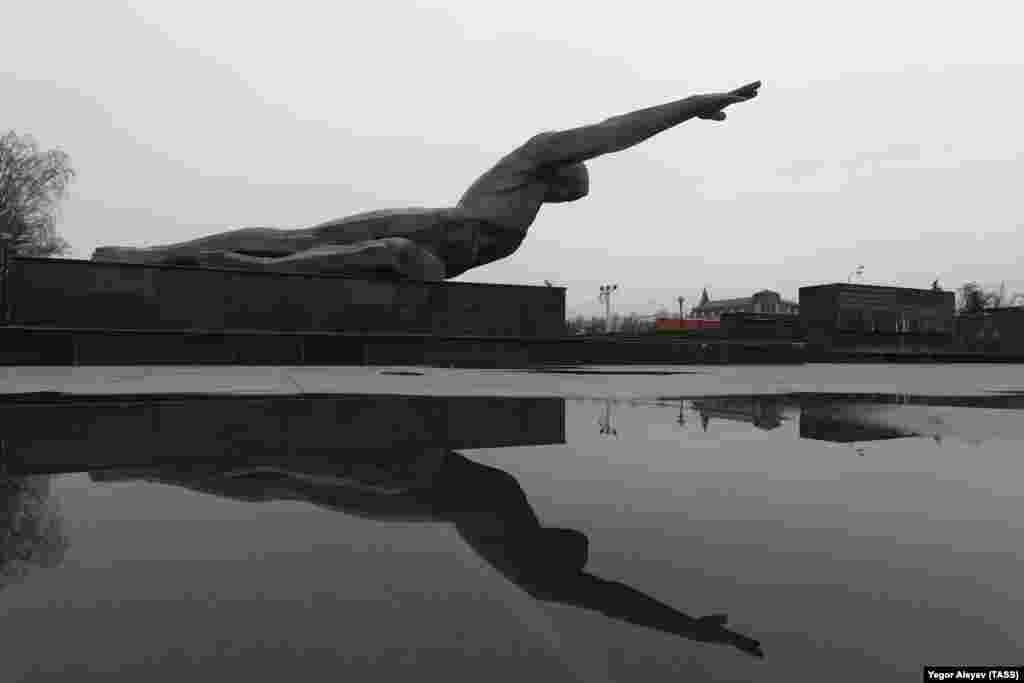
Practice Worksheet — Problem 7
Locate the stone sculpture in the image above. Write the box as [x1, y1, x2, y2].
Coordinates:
[93, 82, 761, 281]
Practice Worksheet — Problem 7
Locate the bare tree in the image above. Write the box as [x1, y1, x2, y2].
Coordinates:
[618, 312, 656, 335]
[957, 282, 1001, 314]
[0, 131, 74, 256]
[566, 314, 617, 335]
[1, 476, 69, 591]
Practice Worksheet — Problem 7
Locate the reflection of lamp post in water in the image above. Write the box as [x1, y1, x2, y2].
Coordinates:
[599, 284, 618, 333]
[597, 399, 617, 436]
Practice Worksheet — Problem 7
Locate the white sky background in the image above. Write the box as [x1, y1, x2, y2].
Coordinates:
[4, 0, 1023, 316]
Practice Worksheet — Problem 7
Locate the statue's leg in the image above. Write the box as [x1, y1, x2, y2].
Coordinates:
[267, 238, 447, 281]
[92, 228, 316, 265]
[156, 227, 316, 256]
[194, 238, 447, 281]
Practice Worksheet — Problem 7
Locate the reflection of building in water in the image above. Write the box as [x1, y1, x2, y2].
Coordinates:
[691, 397, 788, 431]
[683, 393, 1024, 445]
[799, 401, 1024, 445]
[674, 393, 1024, 444]
[798, 404, 920, 443]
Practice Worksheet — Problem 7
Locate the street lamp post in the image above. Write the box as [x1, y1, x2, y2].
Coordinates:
[676, 295, 686, 320]
[599, 284, 618, 333]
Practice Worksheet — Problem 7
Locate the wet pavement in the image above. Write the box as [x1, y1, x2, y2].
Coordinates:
[2, 365, 1024, 681]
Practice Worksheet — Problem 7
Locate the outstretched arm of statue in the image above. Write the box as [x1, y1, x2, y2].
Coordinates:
[534, 571, 765, 658]
[523, 81, 761, 166]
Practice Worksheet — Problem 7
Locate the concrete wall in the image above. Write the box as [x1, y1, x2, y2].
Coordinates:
[797, 285, 838, 347]
[719, 312, 801, 339]
[3, 256, 565, 337]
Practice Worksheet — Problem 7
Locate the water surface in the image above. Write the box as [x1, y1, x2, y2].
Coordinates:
[3, 368, 1024, 681]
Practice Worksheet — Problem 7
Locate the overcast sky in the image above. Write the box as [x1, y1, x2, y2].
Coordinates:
[5, 1, 1023, 316]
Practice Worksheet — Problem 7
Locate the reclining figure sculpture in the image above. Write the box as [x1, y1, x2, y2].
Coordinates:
[93, 82, 760, 281]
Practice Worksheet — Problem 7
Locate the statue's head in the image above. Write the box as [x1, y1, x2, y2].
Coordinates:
[542, 527, 589, 571]
[542, 162, 589, 203]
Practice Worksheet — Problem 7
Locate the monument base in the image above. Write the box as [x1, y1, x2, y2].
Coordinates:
[0, 253, 567, 367]
[0, 325, 808, 367]
[0, 254, 565, 338]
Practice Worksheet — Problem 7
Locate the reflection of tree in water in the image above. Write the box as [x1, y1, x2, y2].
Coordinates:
[0, 476, 69, 589]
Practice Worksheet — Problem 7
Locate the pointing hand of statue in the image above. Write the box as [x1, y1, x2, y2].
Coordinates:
[695, 613, 766, 658]
[695, 80, 761, 121]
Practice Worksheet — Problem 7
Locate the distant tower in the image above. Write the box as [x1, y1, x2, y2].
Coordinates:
[696, 288, 710, 318]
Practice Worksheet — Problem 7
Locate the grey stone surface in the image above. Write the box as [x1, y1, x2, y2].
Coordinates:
[91, 83, 760, 280]
[3, 364, 1024, 400]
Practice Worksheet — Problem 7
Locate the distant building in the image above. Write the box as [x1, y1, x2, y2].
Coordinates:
[691, 289, 799, 320]
[954, 306, 1024, 353]
[799, 283, 955, 350]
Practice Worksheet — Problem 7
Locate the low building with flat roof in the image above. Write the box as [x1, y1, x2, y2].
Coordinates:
[799, 283, 955, 350]
[955, 306, 1024, 353]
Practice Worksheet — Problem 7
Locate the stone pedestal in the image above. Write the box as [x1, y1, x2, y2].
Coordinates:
[2, 255, 564, 337]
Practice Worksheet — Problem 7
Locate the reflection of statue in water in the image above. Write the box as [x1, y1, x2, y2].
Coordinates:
[92, 450, 763, 658]
[0, 476, 69, 590]
[93, 82, 760, 281]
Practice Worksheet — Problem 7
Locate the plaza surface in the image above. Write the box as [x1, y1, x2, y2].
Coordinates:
[2, 363, 1024, 398]
[4, 363, 1024, 681]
